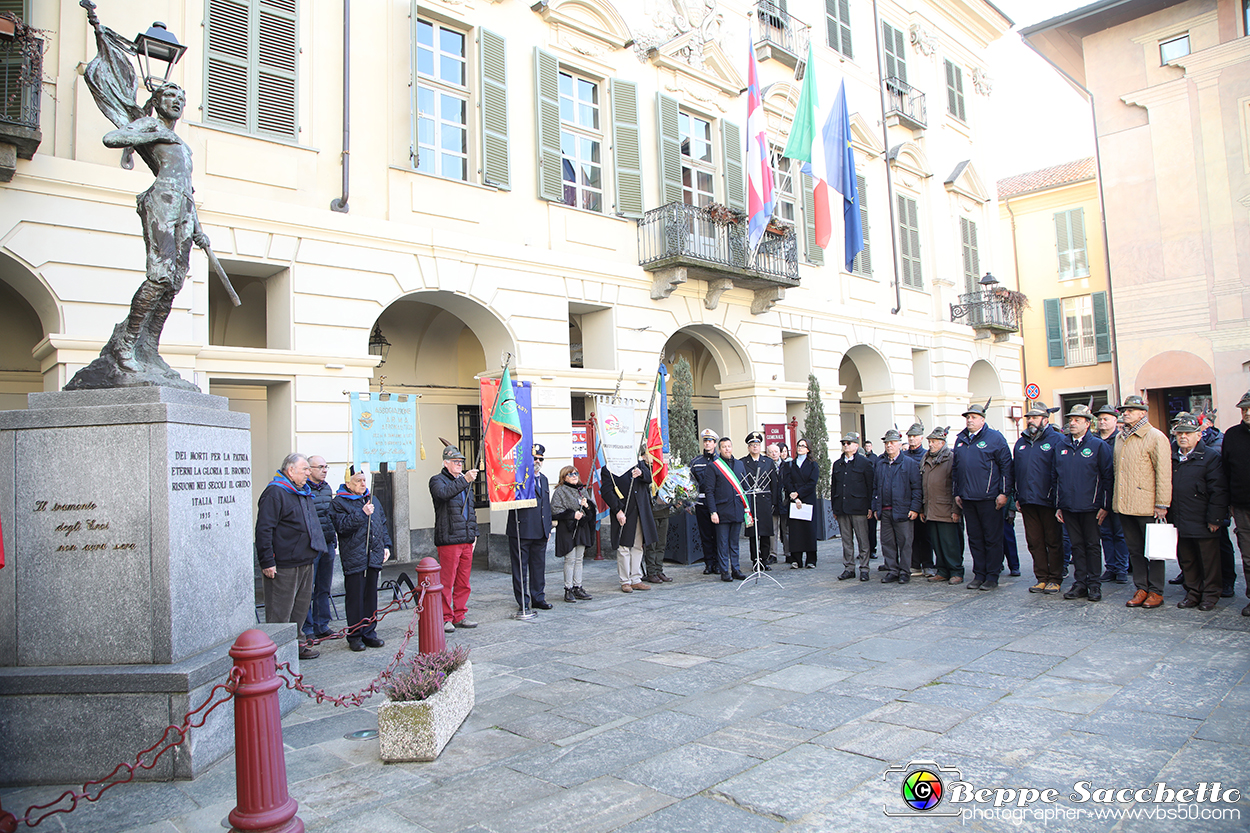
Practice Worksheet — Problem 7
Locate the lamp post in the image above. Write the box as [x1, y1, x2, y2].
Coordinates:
[133, 21, 187, 90]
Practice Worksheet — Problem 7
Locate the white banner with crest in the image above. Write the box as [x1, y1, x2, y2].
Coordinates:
[595, 396, 641, 476]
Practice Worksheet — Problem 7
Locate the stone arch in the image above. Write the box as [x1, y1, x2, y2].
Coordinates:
[0, 253, 59, 405]
[664, 323, 755, 440]
[536, 0, 634, 49]
[1133, 350, 1214, 391]
[887, 141, 932, 179]
[969, 358, 1005, 425]
[0, 250, 61, 337]
[839, 344, 894, 440]
[371, 289, 517, 379]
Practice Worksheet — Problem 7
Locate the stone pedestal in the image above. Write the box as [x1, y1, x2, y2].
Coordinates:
[0, 388, 298, 786]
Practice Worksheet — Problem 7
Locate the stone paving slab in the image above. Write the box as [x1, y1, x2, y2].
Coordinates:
[8, 534, 1249, 833]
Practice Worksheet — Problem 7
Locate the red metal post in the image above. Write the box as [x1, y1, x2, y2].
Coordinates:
[0, 800, 16, 833]
[228, 629, 303, 833]
[416, 556, 446, 655]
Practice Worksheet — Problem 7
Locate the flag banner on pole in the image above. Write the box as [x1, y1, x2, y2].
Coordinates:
[782, 47, 864, 270]
[712, 457, 754, 527]
[480, 372, 537, 510]
[645, 366, 669, 495]
[746, 31, 775, 256]
[594, 396, 639, 477]
[349, 392, 417, 470]
[590, 418, 609, 527]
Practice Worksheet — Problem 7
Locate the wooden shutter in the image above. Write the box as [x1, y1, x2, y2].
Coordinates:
[851, 173, 870, 275]
[657, 93, 682, 206]
[1092, 291, 1111, 363]
[883, 22, 905, 84]
[945, 59, 965, 121]
[256, 0, 297, 139]
[479, 29, 509, 189]
[1055, 209, 1072, 278]
[721, 119, 744, 213]
[898, 195, 921, 287]
[1044, 298, 1065, 367]
[1070, 206, 1088, 276]
[205, 0, 251, 131]
[611, 79, 642, 218]
[803, 173, 823, 266]
[826, 0, 852, 58]
[534, 47, 562, 202]
[961, 217, 979, 292]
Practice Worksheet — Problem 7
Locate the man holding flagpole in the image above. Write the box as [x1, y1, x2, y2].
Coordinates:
[783, 45, 864, 270]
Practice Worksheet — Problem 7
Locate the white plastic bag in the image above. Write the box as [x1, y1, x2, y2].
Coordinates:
[1144, 521, 1178, 562]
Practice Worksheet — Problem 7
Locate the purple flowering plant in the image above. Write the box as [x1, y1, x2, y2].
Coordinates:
[385, 644, 470, 703]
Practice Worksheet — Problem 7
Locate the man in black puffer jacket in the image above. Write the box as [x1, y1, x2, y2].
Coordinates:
[430, 446, 480, 632]
[1172, 417, 1228, 611]
[301, 455, 338, 643]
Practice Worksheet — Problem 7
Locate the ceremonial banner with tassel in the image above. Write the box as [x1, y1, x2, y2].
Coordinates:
[479, 368, 537, 510]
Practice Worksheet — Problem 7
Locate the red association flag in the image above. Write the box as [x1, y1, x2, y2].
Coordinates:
[644, 366, 669, 495]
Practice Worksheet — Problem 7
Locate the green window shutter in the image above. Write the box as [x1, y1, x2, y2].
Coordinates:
[825, 0, 852, 58]
[657, 93, 682, 206]
[945, 59, 964, 121]
[1070, 206, 1089, 276]
[1055, 209, 1072, 278]
[851, 173, 870, 275]
[1092, 291, 1111, 363]
[534, 47, 562, 202]
[0, 0, 25, 18]
[611, 79, 642, 218]
[898, 195, 921, 287]
[256, 0, 298, 139]
[206, 0, 251, 132]
[1044, 298, 1065, 367]
[961, 217, 979, 292]
[883, 22, 905, 84]
[803, 173, 823, 266]
[479, 29, 509, 190]
[721, 119, 744, 213]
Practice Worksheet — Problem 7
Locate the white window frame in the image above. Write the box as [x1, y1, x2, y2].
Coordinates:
[558, 68, 605, 213]
[1062, 294, 1097, 367]
[414, 17, 470, 182]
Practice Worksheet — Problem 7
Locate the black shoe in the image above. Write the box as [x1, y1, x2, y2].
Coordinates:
[1198, 600, 1217, 611]
[766, 555, 778, 564]
[1168, 573, 1185, 585]
[1114, 573, 1129, 584]
[967, 579, 984, 590]
[348, 639, 366, 652]
[898, 574, 910, 584]
[1009, 569, 1021, 577]
[881, 574, 899, 583]
[362, 635, 385, 648]
[1177, 598, 1200, 609]
[532, 600, 553, 610]
[838, 569, 855, 580]
[1222, 583, 1235, 598]
[860, 571, 869, 581]
[1243, 602, 1250, 617]
[1099, 570, 1116, 583]
[732, 570, 747, 580]
[721, 573, 732, 582]
[1087, 587, 1102, 602]
[869, 551, 878, 559]
[573, 585, 593, 600]
[703, 567, 716, 575]
[564, 588, 577, 603]
[298, 644, 320, 660]
[979, 581, 998, 591]
[878, 564, 888, 572]
[1063, 585, 1088, 600]
[313, 629, 335, 640]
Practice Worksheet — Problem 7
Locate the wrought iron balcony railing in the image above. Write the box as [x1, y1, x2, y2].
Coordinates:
[884, 76, 926, 130]
[950, 290, 1020, 333]
[754, 0, 809, 69]
[0, 35, 41, 130]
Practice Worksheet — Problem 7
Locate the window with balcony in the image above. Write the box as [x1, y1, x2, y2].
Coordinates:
[1054, 207, 1090, 279]
[883, 21, 906, 86]
[680, 111, 716, 208]
[944, 59, 966, 122]
[825, 0, 853, 59]
[414, 19, 469, 181]
[1045, 292, 1111, 367]
[559, 70, 603, 212]
[961, 217, 979, 293]
[897, 194, 922, 288]
[205, 0, 298, 140]
[771, 146, 797, 226]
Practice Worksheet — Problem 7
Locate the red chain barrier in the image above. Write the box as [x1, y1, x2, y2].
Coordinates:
[0, 669, 242, 829]
[303, 575, 422, 647]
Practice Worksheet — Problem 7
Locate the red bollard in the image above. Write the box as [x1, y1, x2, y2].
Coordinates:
[416, 556, 446, 655]
[228, 629, 303, 833]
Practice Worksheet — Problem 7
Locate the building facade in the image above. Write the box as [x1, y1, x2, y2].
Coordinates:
[0, 0, 1021, 558]
[1023, 0, 1250, 429]
[997, 158, 1116, 415]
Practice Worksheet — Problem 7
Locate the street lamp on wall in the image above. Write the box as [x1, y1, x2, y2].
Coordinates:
[368, 323, 391, 365]
[133, 21, 187, 91]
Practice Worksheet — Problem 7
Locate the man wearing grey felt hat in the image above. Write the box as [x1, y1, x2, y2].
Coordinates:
[831, 431, 874, 581]
[952, 399, 1014, 591]
[1014, 401, 1064, 595]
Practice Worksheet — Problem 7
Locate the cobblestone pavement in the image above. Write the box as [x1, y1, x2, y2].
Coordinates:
[5, 532, 1249, 832]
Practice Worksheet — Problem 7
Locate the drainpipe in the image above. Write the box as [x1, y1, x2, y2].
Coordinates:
[1021, 39, 1119, 403]
[330, 0, 350, 212]
[871, 0, 903, 315]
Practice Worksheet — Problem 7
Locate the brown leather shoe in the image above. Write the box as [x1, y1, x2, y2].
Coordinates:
[1126, 589, 1148, 607]
[621, 583, 633, 593]
[632, 582, 652, 590]
[1142, 592, 1164, 609]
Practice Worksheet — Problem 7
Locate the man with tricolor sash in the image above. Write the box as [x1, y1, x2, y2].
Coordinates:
[706, 437, 751, 582]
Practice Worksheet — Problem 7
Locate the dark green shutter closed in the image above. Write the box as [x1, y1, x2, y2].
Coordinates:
[1045, 298, 1065, 367]
[480, 29, 509, 190]
[657, 94, 682, 206]
[534, 47, 561, 202]
[1092, 291, 1111, 363]
[722, 119, 744, 213]
[851, 173, 870, 275]
[611, 78, 642, 218]
[803, 173, 823, 266]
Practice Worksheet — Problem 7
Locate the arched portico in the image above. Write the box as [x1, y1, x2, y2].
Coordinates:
[969, 359, 1005, 427]
[664, 323, 754, 441]
[839, 344, 893, 441]
[0, 252, 59, 403]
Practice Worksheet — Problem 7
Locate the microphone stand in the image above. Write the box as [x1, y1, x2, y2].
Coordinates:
[738, 462, 782, 590]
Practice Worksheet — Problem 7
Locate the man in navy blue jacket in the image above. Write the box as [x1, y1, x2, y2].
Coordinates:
[1054, 405, 1114, 602]
[1014, 403, 1064, 594]
[953, 402, 1014, 590]
[871, 429, 922, 584]
[707, 437, 749, 581]
[507, 444, 553, 612]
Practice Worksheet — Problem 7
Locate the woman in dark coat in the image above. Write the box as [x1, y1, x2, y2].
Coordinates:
[331, 466, 391, 651]
[784, 437, 820, 568]
[552, 465, 596, 602]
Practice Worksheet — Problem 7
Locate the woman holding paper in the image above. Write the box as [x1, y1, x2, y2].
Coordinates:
[785, 438, 820, 569]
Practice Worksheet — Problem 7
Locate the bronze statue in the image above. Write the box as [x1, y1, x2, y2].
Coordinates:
[67, 2, 238, 391]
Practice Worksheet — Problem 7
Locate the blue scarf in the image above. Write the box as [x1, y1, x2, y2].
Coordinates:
[335, 486, 371, 500]
[267, 470, 312, 496]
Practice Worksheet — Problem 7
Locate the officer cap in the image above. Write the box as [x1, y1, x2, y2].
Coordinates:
[745, 431, 764, 445]
[701, 429, 718, 441]
[532, 443, 546, 459]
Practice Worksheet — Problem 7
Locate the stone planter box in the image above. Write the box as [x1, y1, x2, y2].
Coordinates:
[377, 660, 475, 762]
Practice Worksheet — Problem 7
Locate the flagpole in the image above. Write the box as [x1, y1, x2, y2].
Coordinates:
[477, 351, 513, 473]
